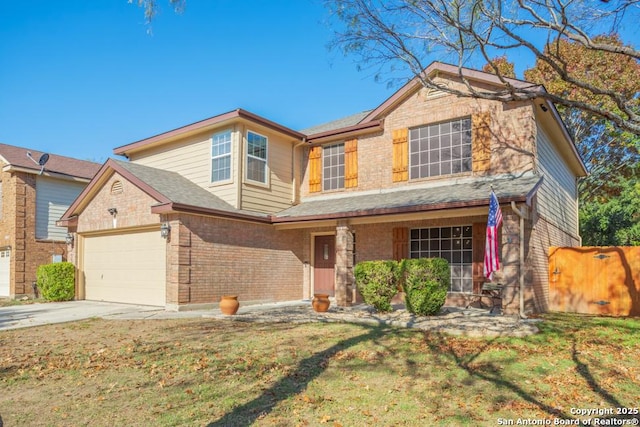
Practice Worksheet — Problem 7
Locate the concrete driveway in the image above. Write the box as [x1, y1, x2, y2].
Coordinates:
[0, 301, 174, 331]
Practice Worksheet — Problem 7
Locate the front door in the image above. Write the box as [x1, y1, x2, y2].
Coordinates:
[314, 235, 335, 296]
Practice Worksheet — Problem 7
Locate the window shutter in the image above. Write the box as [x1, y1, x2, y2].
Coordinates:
[344, 138, 358, 188]
[392, 128, 409, 182]
[472, 222, 486, 292]
[308, 146, 322, 193]
[472, 112, 491, 173]
[392, 227, 409, 261]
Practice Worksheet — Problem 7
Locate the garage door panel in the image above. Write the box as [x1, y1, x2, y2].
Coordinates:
[0, 249, 10, 297]
[84, 231, 166, 306]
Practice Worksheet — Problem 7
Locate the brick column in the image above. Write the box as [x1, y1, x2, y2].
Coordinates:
[335, 221, 354, 307]
[498, 211, 521, 314]
[165, 217, 192, 310]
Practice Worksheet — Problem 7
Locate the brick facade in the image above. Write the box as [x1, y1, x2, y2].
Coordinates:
[165, 215, 305, 310]
[64, 67, 583, 315]
[300, 87, 537, 199]
[0, 167, 68, 298]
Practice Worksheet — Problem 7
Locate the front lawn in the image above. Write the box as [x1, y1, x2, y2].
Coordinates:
[0, 313, 638, 426]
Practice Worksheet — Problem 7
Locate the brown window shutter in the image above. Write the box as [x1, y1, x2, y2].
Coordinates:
[472, 112, 491, 173]
[392, 227, 409, 261]
[392, 128, 409, 182]
[308, 146, 322, 193]
[344, 138, 358, 188]
[472, 222, 486, 293]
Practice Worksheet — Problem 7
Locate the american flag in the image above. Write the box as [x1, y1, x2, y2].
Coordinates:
[484, 191, 503, 280]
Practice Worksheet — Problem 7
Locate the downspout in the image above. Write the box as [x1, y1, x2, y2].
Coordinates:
[511, 201, 528, 319]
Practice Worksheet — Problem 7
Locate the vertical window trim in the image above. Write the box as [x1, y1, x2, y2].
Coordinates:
[245, 130, 269, 185]
[211, 130, 233, 184]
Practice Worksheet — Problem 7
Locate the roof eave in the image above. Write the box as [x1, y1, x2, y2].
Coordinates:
[56, 215, 78, 228]
[151, 202, 272, 224]
[114, 109, 306, 157]
[272, 194, 528, 224]
[305, 119, 384, 144]
[360, 61, 545, 123]
[2, 164, 94, 182]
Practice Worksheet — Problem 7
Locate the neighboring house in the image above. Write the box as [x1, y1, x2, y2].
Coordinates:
[0, 143, 100, 298]
[59, 62, 587, 314]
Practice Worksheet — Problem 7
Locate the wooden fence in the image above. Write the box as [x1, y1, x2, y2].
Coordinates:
[548, 246, 640, 316]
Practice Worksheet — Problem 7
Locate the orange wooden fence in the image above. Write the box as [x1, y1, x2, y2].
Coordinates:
[548, 246, 640, 316]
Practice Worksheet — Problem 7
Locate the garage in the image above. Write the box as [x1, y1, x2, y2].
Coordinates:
[83, 229, 166, 306]
[0, 248, 10, 297]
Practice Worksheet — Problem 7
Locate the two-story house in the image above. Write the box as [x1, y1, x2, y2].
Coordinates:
[0, 143, 100, 298]
[59, 62, 587, 314]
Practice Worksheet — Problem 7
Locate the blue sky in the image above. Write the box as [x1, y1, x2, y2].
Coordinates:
[0, 1, 398, 163]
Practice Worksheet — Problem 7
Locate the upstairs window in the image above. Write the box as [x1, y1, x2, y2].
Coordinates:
[246, 131, 267, 183]
[409, 117, 472, 179]
[211, 130, 232, 183]
[322, 143, 345, 191]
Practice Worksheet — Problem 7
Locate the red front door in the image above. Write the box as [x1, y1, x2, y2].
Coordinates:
[314, 235, 335, 296]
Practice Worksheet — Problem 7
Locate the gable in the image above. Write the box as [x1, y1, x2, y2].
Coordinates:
[76, 172, 163, 233]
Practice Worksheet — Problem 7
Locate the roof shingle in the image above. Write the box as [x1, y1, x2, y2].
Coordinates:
[0, 143, 100, 179]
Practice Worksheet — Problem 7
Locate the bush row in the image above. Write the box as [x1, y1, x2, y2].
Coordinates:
[354, 258, 450, 315]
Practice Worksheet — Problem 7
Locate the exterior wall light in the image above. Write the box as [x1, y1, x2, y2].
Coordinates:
[160, 222, 171, 239]
[66, 233, 74, 245]
[108, 207, 118, 216]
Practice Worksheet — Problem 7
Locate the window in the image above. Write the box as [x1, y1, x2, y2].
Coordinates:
[410, 225, 473, 293]
[323, 143, 345, 191]
[211, 130, 232, 183]
[409, 117, 472, 179]
[246, 131, 267, 183]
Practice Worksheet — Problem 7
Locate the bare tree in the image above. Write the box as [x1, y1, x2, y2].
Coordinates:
[326, 0, 640, 135]
[129, 0, 185, 26]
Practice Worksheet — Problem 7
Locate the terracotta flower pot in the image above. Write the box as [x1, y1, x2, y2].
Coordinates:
[312, 293, 331, 313]
[220, 295, 240, 315]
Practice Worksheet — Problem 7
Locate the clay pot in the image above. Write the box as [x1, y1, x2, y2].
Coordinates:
[219, 295, 240, 315]
[312, 293, 331, 313]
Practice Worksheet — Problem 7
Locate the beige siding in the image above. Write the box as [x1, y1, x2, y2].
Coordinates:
[526, 213, 580, 312]
[129, 129, 239, 208]
[241, 126, 294, 214]
[535, 125, 579, 236]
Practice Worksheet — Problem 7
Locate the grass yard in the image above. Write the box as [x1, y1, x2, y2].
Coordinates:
[0, 313, 639, 426]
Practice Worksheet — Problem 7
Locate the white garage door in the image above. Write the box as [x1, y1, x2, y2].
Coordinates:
[0, 249, 10, 297]
[83, 230, 166, 306]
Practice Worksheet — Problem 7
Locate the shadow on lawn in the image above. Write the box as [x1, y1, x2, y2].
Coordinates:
[203, 315, 638, 425]
[422, 333, 574, 419]
[207, 324, 391, 426]
[421, 319, 638, 422]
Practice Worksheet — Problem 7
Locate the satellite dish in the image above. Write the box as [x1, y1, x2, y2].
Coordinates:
[26, 151, 50, 175]
[38, 153, 49, 166]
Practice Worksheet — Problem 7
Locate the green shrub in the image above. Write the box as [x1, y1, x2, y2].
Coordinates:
[354, 260, 399, 313]
[37, 262, 75, 302]
[401, 258, 449, 316]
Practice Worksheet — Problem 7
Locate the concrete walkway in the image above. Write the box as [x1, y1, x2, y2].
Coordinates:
[204, 303, 541, 337]
[0, 300, 541, 336]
